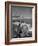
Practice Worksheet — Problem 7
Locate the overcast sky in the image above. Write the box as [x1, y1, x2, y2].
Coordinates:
[11, 6, 32, 18]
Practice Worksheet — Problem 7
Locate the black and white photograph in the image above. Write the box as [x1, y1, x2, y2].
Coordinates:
[11, 6, 32, 38]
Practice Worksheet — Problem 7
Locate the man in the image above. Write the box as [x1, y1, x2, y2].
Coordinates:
[20, 24, 32, 38]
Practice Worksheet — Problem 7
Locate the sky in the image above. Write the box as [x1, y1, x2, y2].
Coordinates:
[11, 6, 32, 18]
